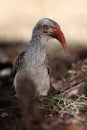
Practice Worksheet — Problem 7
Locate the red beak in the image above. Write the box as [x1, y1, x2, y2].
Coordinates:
[49, 28, 66, 51]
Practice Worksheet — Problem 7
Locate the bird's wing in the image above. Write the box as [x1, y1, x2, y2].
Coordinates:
[45, 56, 51, 76]
[13, 51, 25, 76]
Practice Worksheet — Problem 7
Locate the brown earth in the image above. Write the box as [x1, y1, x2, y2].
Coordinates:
[0, 41, 87, 130]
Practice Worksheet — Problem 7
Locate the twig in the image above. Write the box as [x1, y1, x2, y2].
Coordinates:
[59, 82, 85, 96]
[0, 105, 19, 112]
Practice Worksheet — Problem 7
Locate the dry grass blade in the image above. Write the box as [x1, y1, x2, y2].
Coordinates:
[39, 95, 87, 115]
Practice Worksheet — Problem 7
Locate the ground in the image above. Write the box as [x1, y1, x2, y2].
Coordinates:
[0, 41, 87, 130]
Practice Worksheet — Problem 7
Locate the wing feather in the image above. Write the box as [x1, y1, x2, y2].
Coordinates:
[45, 56, 51, 76]
[13, 51, 25, 76]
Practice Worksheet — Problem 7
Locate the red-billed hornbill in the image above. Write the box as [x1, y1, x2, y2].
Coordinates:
[14, 18, 66, 96]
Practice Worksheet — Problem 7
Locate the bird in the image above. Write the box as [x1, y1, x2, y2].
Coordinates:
[14, 18, 66, 97]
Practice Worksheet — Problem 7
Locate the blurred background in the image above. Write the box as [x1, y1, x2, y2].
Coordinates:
[0, 0, 87, 45]
[0, 1, 87, 130]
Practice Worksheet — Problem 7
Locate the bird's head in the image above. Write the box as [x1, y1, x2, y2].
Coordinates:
[32, 18, 66, 50]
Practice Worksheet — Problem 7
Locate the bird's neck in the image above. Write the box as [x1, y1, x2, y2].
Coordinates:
[25, 35, 48, 65]
[28, 35, 48, 54]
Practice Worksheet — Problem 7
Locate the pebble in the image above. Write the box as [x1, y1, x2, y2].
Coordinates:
[0, 68, 12, 76]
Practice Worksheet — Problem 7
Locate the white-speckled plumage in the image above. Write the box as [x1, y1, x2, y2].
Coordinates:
[14, 30, 50, 95]
[14, 18, 66, 96]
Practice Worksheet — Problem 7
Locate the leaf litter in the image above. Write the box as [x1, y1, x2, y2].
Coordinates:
[0, 42, 87, 130]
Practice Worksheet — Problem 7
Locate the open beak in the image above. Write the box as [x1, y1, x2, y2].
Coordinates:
[49, 28, 66, 51]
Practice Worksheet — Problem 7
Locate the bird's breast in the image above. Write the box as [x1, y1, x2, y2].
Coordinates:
[15, 52, 50, 95]
[25, 62, 50, 95]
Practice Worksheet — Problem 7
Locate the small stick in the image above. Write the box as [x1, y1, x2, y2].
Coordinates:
[59, 82, 85, 96]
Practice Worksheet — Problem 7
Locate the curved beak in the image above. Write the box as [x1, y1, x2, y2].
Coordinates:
[48, 28, 66, 51]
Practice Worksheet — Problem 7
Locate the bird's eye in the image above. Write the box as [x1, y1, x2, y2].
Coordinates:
[43, 24, 49, 30]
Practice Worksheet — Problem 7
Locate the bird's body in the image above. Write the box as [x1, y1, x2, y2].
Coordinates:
[14, 18, 66, 96]
[14, 35, 50, 95]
